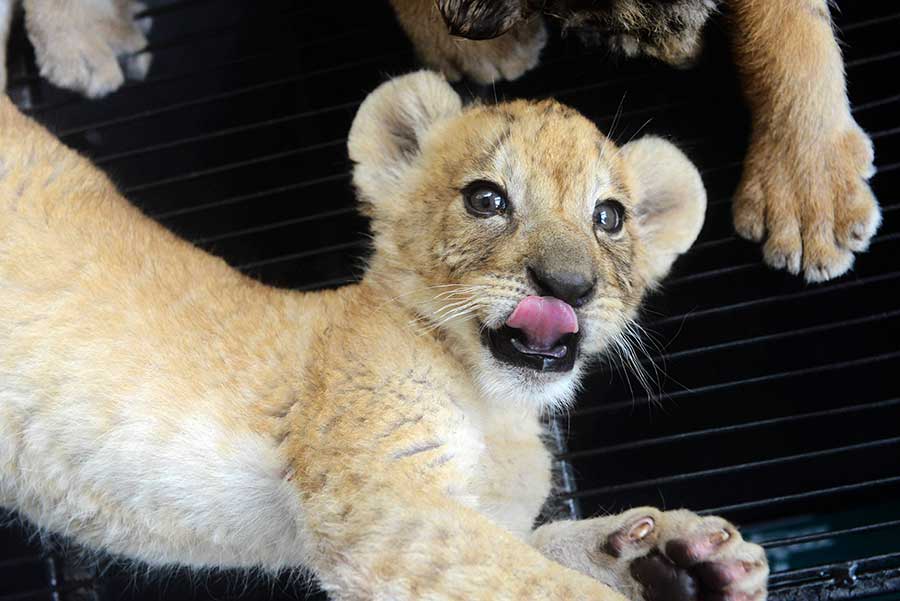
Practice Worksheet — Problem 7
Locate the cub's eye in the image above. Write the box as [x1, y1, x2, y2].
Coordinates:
[463, 181, 508, 218]
[593, 199, 625, 234]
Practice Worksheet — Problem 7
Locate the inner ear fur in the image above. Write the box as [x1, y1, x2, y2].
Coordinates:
[436, 0, 528, 39]
[348, 70, 462, 217]
[621, 136, 707, 283]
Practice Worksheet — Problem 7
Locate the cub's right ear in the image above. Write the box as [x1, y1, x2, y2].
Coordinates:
[621, 136, 706, 284]
[348, 71, 462, 217]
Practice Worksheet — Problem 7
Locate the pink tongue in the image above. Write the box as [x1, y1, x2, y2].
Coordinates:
[506, 296, 579, 351]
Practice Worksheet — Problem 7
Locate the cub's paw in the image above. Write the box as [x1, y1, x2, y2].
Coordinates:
[25, 0, 152, 98]
[533, 508, 768, 601]
[622, 510, 768, 601]
[424, 16, 546, 84]
[733, 124, 881, 283]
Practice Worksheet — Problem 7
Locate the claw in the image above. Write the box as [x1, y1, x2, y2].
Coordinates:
[629, 517, 656, 541]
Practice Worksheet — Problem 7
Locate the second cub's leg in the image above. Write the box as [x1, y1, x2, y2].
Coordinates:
[532, 508, 769, 601]
[23, 0, 152, 97]
[388, 0, 546, 84]
[729, 0, 880, 283]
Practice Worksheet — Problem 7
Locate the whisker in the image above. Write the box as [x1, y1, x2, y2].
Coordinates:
[622, 319, 663, 406]
[434, 302, 480, 324]
[606, 116, 654, 165]
[433, 297, 479, 316]
[417, 304, 482, 335]
[377, 282, 481, 308]
[625, 117, 654, 146]
[606, 91, 628, 149]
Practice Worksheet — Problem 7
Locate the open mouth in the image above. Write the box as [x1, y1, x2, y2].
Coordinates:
[481, 296, 580, 372]
[483, 326, 580, 372]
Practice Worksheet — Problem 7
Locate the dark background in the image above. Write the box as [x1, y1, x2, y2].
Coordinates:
[1, 1, 899, 600]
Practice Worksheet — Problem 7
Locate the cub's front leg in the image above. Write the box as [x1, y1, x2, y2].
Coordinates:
[729, 0, 880, 282]
[532, 508, 769, 601]
[308, 486, 630, 601]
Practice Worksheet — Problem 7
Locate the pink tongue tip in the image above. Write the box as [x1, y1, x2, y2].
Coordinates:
[506, 296, 579, 351]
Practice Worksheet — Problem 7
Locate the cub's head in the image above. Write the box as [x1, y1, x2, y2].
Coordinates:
[349, 71, 705, 411]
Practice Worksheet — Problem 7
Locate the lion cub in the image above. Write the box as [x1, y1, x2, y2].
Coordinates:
[0, 72, 767, 600]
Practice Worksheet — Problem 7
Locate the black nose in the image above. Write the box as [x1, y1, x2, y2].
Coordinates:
[528, 266, 596, 307]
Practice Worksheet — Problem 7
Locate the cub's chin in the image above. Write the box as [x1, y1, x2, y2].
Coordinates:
[475, 323, 584, 411]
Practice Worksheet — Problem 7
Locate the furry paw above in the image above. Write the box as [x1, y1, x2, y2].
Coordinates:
[734, 123, 880, 283]
[1, 0, 152, 98]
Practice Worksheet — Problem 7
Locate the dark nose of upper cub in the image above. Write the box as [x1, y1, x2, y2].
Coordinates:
[528, 266, 596, 308]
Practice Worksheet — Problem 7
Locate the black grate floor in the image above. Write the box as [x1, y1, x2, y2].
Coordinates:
[1, 2, 899, 600]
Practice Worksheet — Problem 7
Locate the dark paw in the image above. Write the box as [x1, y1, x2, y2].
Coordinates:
[612, 512, 769, 601]
[632, 551, 700, 601]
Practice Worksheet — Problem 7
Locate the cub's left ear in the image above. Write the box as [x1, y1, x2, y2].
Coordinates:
[436, 0, 528, 39]
[348, 71, 462, 216]
[621, 136, 707, 284]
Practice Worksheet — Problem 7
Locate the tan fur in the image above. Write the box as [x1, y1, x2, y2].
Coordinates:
[392, 0, 880, 283]
[0, 0, 151, 98]
[728, 0, 880, 282]
[0, 72, 747, 599]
